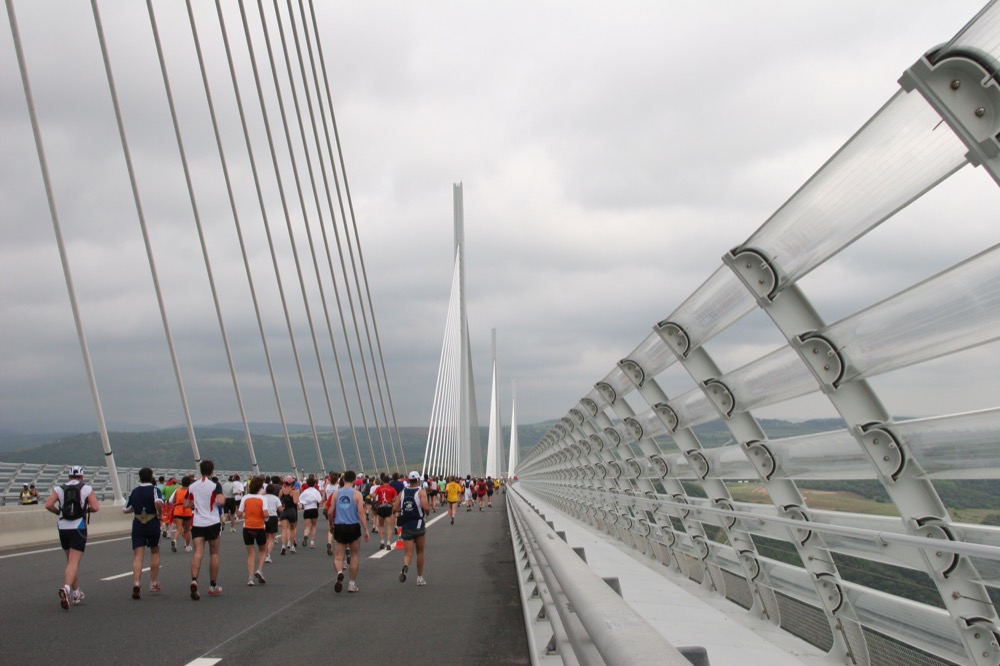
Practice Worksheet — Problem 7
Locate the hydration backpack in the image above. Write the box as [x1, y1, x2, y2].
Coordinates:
[61, 484, 85, 521]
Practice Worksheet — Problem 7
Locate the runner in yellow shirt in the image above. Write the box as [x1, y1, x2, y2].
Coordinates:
[445, 476, 463, 525]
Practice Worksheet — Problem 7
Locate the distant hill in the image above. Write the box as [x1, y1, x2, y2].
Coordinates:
[0, 417, 837, 473]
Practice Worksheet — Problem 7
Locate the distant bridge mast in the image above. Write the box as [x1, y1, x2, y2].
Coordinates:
[423, 183, 482, 476]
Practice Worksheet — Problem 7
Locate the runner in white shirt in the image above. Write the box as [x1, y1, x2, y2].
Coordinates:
[186, 460, 224, 600]
[298, 476, 323, 549]
[263, 479, 282, 563]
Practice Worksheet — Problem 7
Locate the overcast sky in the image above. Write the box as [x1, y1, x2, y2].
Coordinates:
[2, 1, 999, 437]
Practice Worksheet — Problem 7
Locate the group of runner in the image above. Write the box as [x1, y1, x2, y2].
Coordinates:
[44, 463, 493, 608]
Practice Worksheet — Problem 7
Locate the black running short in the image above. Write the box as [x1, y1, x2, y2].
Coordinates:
[332, 523, 362, 545]
[191, 523, 222, 541]
[243, 527, 266, 547]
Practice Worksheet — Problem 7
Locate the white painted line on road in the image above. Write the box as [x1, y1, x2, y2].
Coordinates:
[184, 660, 221, 666]
[368, 511, 450, 559]
[102, 566, 152, 581]
[0, 535, 130, 560]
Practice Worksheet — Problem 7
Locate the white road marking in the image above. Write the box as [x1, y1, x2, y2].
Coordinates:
[368, 511, 449, 559]
[184, 660, 221, 666]
[102, 566, 152, 581]
[0, 535, 130, 560]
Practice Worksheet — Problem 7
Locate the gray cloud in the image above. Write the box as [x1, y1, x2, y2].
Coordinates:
[2, 0, 995, 439]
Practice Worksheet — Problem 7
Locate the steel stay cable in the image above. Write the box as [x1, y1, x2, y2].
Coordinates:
[90, 0, 202, 465]
[4, 0, 124, 503]
[251, 0, 349, 472]
[145, 0, 260, 474]
[233, 0, 335, 474]
[298, 0, 403, 472]
[183, 0, 297, 477]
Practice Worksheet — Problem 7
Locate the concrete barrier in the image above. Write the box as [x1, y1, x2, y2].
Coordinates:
[0, 501, 133, 550]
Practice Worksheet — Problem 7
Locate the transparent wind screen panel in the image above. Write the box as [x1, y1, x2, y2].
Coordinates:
[889, 408, 1000, 478]
[769, 430, 876, 480]
[626, 333, 676, 377]
[760, 559, 822, 605]
[600, 366, 635, 400]
[723, 346, 818, 414]
[825, 244, 1000, 384]
[632, 409, 670, 441]
[842, 584, 965, 658]
[668, 386, 720, 430]
[937, 2, 1000, 60]
[662, 266, 756, 351]
[737, 90, 968, 287]
[701, 444, 757, 480]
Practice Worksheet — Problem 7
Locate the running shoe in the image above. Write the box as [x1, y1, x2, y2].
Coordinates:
[149, 582, 161, 593]
[326, 543, 333, 556]
[310, 541, 316, 549]
[289, 544, 297, 554]
[190, 581, 200, 601]
[184, 545, 193, 553]
[162, 529, 168, 538]
[450, 516, 454, 525]
[59, 585, 71, 610]
[265, 554, 273, 563]
[416, 576, 427, 586]
[399, 564, 408, 583]
[171, 539, 177, 553]
[347, 581, 359, 593]
[72, 589, 85, 604]
[254, 570, 266, 585]
[302, 536, 308, 547]
[334, 571, 344, 593]
[208, 584, 223, 596]
[280, 546, 286, 556]
[230, 526, 235, 533]
[247, 578, 255, 587]
[132, 584, 141, 600]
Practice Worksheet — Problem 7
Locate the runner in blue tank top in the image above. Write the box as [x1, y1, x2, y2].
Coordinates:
[394, 471, 430, 586]
[329, 470, 369, 593]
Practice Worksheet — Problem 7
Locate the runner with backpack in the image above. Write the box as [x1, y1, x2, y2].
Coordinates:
[394, 471, 430, 586]
[44, 465, 100, 610]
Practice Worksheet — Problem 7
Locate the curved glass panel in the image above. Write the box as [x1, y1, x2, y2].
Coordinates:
[625, 333, 676, 378]
[890, 408, 1000, 478]
[826, 244, 1000, 384]
[737, 90, 968, 289]
[842, 584, 964, 661]
[701, 444, 756, 480]
[668, 387, 720, 430]
[938, 3, 1000, 58]
[769, 430, 874, 480]
[724, 346, 818, 413]
[662, 267, 756, 352]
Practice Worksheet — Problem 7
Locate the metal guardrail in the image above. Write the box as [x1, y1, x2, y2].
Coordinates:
[508, 487, 707, 666]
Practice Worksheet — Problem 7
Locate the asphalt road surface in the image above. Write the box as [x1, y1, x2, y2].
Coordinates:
[1, 492, 529, 665]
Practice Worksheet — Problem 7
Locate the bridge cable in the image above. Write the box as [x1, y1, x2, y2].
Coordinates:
[250, 0, 352, 473]
[301, 0, 406, 473]
[303, 0, 407, 473]
[183, 0, 298, 478]
[4, 0, 125, 502]
[90, 0, 203, 466]
[265, 0, 377, 473]
[145, 0, 260, 474]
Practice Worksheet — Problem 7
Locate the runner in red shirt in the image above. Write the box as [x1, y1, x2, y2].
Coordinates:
[476, 478, 488, 511]
[371, 475, 398, 550]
